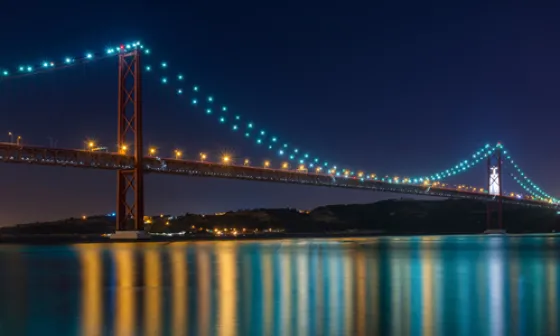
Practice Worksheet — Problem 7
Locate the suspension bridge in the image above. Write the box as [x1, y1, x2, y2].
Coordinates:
[0, 41, 556, 238]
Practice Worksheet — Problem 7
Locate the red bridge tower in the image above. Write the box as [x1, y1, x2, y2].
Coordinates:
[112, 48, 147, 239]
[485, 144, 505, 234]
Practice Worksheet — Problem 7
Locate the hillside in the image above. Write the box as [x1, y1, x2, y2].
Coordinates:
[1, 198, 556, 236]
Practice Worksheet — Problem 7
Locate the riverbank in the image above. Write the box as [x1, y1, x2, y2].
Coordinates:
[1, 198, 557, 242]
[2, 230, 560, 245]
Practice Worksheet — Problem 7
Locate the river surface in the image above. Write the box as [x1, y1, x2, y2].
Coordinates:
[0, 235, 558, 335]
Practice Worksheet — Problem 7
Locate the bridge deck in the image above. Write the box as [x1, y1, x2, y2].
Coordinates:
[0, 143, 553, 209]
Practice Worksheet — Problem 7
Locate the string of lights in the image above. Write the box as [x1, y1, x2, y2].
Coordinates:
[500, 146, 557, 202]
[509, 172, 544, 201]
[141, 48, 509, 187]
[0, 41, 143, 79]
[411, 143, 497, 184]
[142, 49, 340, 176]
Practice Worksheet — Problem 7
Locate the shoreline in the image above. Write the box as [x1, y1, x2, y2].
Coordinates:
[1, 230, 559, 245]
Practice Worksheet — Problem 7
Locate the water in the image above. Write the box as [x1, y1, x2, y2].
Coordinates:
[0, 236, 558, 335]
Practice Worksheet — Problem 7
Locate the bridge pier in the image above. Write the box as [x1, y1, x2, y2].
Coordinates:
[485, 199, 505, 234]
[111, 47, 148, 240]
[111, 230, 150, 239]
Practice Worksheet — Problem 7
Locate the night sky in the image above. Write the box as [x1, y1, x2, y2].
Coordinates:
[1, 1, 559, 225]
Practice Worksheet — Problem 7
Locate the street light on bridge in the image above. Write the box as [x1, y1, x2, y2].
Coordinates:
[8, 132, 13, 143]
[85, 140, 95, 151]
[120, 145, 128, 154]
[222, 155, 231, 164]
[282, 162, 289, 169]
[174, 149, 182, 159]
[244, 158, 250, 166]
[149, 147, 157, 156]
[200, 153, 207, 162]
[16, 135, 21, 146]
[264, 160, 270, 168]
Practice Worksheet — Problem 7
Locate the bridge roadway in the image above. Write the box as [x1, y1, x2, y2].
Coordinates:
[0, 143, 554, 209]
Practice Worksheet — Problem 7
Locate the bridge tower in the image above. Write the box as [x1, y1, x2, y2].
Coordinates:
[112, 48, 147, 239]
[485, 145, 504, 233]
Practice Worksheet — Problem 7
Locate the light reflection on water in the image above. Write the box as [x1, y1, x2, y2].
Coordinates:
[0, 236, 558, 335]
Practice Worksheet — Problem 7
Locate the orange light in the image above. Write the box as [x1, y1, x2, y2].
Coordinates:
[264, 160, 270, 168]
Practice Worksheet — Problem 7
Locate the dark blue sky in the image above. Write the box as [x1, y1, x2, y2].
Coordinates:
[1, 1, 559, 224]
